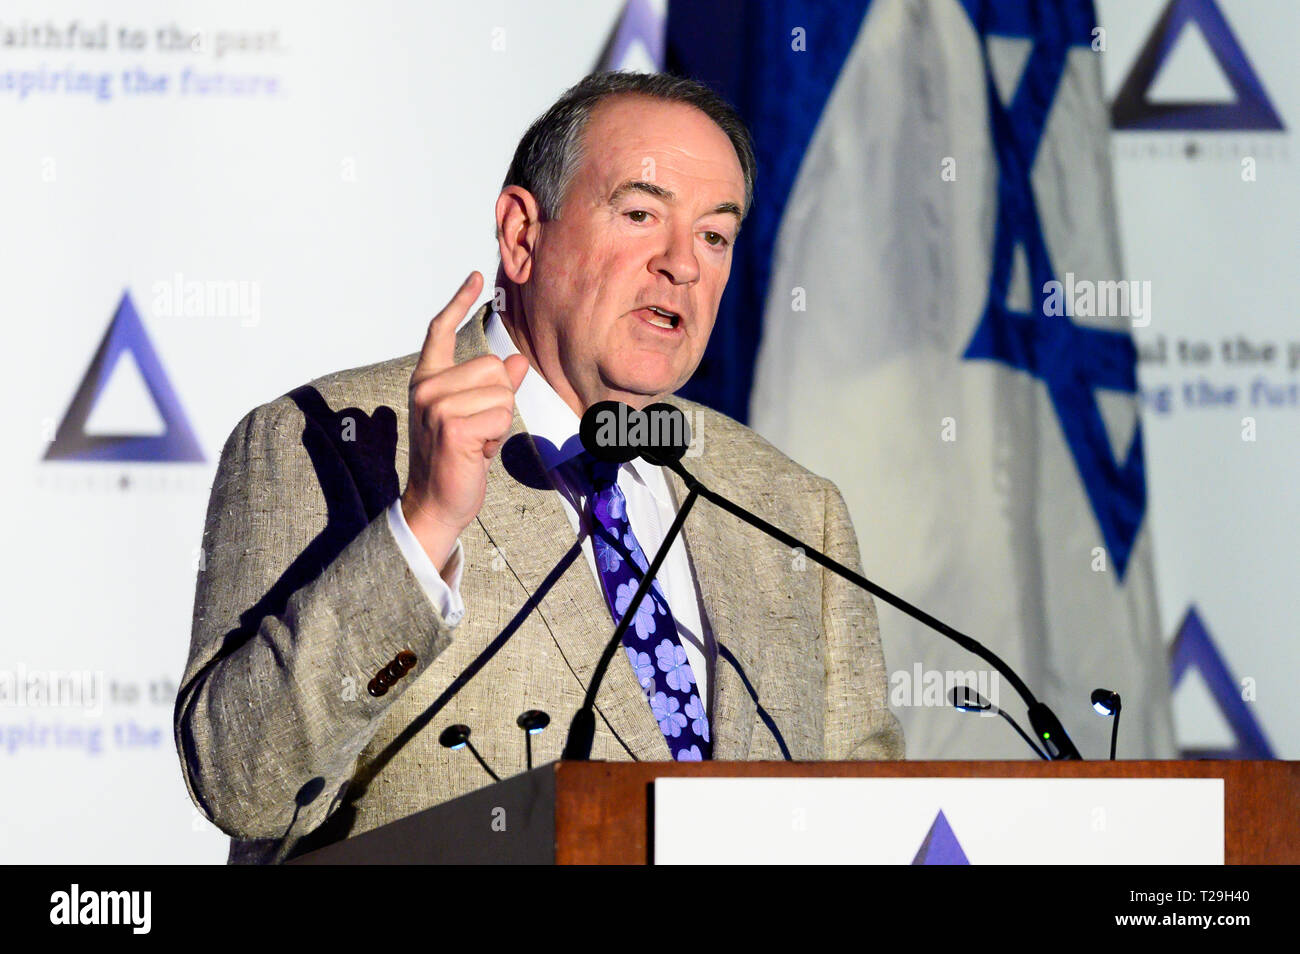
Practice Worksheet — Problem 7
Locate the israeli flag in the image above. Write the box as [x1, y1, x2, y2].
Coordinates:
[668, 0, 1177, 758]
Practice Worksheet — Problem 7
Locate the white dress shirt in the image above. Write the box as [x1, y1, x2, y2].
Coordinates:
[385, 310, 714, 708]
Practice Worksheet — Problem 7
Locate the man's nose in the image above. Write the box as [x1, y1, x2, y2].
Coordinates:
[649, 226, 700, 285]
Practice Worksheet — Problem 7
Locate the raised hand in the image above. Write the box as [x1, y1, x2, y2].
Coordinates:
[400, 271, 529, 572]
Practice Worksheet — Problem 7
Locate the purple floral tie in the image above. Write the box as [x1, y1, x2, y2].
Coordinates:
[563, 453, 711, 761]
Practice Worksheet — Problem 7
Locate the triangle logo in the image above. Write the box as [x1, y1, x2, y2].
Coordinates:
[595, 0, 664, 72]
[83, 348, 168, 436]
[1111, 0, 1284, 131]
[1169, 605, 1275, 759]
[911, 809, 970, 865]
[1172, 661, 1237, 750]
[44, 291, 205, 463]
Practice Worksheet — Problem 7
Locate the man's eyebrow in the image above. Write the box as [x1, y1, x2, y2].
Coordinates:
[608, 179, 674, 205]
[608, 179, 745, 223]
[709, 200, 744, 221]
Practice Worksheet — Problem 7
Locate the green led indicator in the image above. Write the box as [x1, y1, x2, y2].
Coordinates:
[1043, 732, 1051, 739]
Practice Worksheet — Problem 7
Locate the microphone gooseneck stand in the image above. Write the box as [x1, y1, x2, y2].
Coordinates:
[649, 453, 1084, 761]
[949, 686, 1049, 760]
[561, 481, 702, 760]
[560, 400, 1084, 762]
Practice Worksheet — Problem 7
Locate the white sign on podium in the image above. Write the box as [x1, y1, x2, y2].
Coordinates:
[654, 778, 1224, 864]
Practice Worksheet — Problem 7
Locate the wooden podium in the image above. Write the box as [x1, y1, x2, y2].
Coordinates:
[289, 760, 1299, 864]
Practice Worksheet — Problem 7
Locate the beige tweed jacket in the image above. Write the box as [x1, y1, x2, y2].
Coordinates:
[175, 303, 904, 863]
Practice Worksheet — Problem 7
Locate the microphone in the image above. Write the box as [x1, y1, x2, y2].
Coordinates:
[949, 686, 1048, 760]
[439, 724, 501, 782]
[564, 400, 1086, 761]
[516, 709, 550, 771]
[1090, 689, 1122, 760]
[659, 447, 1084, 759]
[578, 400, 691, 464]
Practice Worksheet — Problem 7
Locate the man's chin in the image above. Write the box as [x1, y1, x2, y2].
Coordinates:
[596, 366, 686, 407]
[596, 380, 681, 410]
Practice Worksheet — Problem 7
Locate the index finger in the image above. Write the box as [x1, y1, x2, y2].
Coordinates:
[413, 271, 484, 382]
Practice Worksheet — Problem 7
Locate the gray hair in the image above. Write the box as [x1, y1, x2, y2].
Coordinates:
[500, 70, 756, 235]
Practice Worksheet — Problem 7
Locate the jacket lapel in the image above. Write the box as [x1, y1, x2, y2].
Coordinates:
[456, 306, 670, 761]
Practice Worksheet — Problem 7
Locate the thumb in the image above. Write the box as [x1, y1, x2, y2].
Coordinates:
[504, 353, 530, 392]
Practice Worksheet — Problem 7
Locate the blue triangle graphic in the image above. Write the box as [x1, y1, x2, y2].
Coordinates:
[1112, 0, 1284, 131]
[1169, 605, 1275, 759]
[596, 0, 664, 71]
[911, 809, 970, 865]
[44, 290, 204, 462]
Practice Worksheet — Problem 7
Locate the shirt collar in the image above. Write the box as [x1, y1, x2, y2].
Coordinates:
[484, 308, 665, 494]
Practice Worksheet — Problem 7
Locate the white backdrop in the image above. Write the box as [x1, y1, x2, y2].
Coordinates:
[1097, 0, 1297, 758]
[1, 0, 1294, 865]
[1, 0, 625, 864]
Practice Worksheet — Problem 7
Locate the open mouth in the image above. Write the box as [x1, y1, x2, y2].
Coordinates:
[636, 305, 682, 331]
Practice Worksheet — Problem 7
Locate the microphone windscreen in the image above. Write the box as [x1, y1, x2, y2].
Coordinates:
[579, 401, 641, 463]
[641, 403, 691, 464]
[578, 401, 692, 465]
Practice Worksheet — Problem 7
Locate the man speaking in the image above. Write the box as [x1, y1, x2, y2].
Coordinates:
[175, 71, 904, 864]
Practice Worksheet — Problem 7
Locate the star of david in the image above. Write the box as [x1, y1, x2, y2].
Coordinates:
[959, 2, 1146, 579]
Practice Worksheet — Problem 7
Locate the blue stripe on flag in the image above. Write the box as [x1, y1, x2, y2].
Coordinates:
[666, 0, 873, 423]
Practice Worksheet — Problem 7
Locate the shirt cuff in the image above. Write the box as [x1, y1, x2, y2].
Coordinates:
[384, 498, 466, 627]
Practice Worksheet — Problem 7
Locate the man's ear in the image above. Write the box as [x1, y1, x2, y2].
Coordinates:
[495, 186, 541, 285]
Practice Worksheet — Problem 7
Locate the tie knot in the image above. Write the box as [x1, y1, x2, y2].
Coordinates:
[564, 451, 621, 494]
